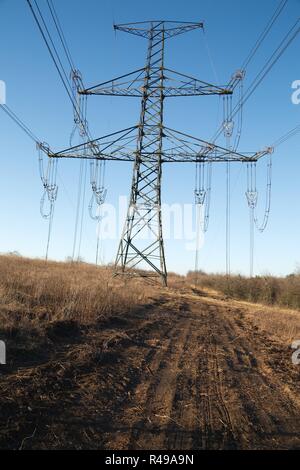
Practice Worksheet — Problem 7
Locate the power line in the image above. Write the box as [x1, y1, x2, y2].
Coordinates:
[77, 159, 88, 261]
[34, 0, 72, 92]
[45, 202, 55, 260]
[26, 0, 76, 111]
[46, 0, 76, 72]
[272, 123, 300, 148]
[202, 28, 219, 84]
[240, 19, 300, 110]
[26, 0, 93, 143]
[241, 0, 288, 70]
[212, 17, 300, 144]
[72, 158, 84, 260]
[226, 160, 231, 276]
[0, 103, 40, 144]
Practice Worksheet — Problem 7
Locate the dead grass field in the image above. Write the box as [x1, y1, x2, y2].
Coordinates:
[0, 254, 158, 326]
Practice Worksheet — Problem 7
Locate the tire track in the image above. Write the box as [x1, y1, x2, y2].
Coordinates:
[104, 291, 300, 450]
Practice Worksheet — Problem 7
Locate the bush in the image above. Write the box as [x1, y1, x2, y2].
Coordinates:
[188, 271, 300, 310]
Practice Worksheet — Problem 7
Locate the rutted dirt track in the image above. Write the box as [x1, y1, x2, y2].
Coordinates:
[0, 288, 300, 449]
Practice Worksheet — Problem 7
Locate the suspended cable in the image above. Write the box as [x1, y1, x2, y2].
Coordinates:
[202, 28, 219, 83]
[72, 158, 84, 261]
[240, 19, 300, 109]
[226, 160, 231, 276]
[272, 123, 300, 148]
[46, 0, 76, 71]
[26, 0, 76, 108]
[212, 18, 300, 144]
[95, 212, 103, 267]
[194, 203, 204, 285]
[96, 236, 101, 265]
[95, 203, 105, 266]
[26, 0, 93, 143]
[45, 204, 55, 261]
[0, 104, 40, 143]
[77, 158, 88, 261]
[33, 0, 72, 93]
[249, 201, 255, 278]
[241, 0, 288, 70]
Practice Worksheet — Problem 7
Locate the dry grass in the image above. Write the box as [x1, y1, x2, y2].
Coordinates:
[1, 254, 299, 348]
[0, 254, 156, 332]
[188, 272, 300, 344]
[193, 287, 300, 344]
[243, 303, 300, 345]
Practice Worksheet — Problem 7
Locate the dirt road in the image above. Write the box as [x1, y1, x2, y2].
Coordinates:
[1, 287, 300, 449]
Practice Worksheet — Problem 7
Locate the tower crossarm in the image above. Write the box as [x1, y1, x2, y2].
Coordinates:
[47, 124, 272, 164]
[162, 69, 232, 96]
[81, 68, 146, 97]
[80, 67, 231, 98]
[114, 21, 204, 39]
[161, 127, 265, 163]
[49, 126, 138, 161]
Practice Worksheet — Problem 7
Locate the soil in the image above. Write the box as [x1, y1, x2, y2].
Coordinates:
[0, 287, 299, 449]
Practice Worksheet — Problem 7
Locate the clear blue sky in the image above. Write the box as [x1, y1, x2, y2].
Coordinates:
[0, 0, 300, 276]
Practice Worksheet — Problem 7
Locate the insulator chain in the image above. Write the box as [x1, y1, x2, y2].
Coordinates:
[223, 69, 245, 147]
[37, 143, 58, 219]
[194, 160, 212, 232]
[246, 161, 258, 209]
[233, 69, 245, 151]
[88, 159, 107, 221]
[245, 152, 273, 233]
[70, 69, 88, 145]
[223, 96, 234, 139]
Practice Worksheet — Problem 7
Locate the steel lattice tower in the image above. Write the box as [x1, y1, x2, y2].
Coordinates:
[49, 20, 271, 286]
[115, 22, 169, 284]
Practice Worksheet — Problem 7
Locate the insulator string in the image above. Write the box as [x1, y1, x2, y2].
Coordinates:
[37, 143, 59, 259]
[245, 154, 272, 276]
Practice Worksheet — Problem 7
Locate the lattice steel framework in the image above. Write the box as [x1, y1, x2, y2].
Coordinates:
[48, 20, 272, 286]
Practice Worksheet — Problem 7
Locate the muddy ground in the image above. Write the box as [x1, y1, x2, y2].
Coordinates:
[0, 287, 299, 449]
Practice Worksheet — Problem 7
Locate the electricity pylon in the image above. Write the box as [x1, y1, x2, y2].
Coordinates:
[49, 20, 271, 286]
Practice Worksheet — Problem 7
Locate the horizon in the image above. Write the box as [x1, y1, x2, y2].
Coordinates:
[1, 250, 299, 279]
